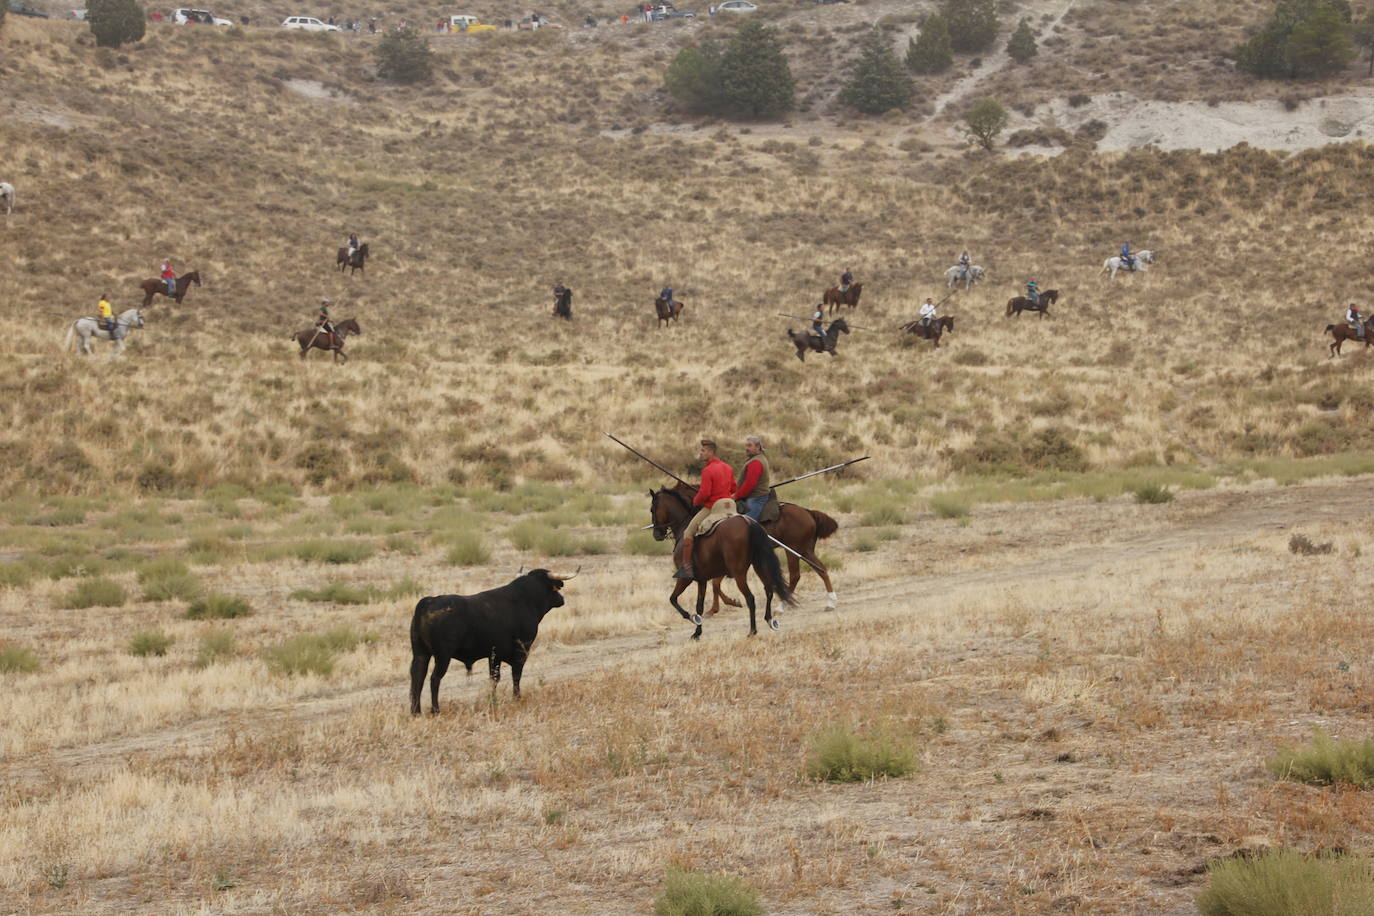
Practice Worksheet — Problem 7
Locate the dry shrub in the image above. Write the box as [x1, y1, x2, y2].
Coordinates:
[128, 629, 173, 657]
[654, 866, 763, 916]
[1196, 848, 1374, 916]
[805, 723, 918, 782]
[60, 577, 128, 609]
[1268, 730, 1374, 788]
[1289, 533, 1334, 556]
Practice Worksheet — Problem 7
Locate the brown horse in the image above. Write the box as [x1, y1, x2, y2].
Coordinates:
[648, 488, 793, 639]
[336, 243, 369, 275]
[139, 270, 202, 307]
[292, 317, 361, 362]
[1006, 288, 1059, 318]
[652, 482, 839, 612]
[1327, 320, 1374, 356]
[788, 317, 849, 361]
[822, 281, 863, 316]
[655, 296, 683, 328]
[902, 315, 956, 348]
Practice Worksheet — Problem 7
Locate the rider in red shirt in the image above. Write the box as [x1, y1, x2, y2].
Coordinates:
[674, 439, 736, 580]
[160, 258, 176, 297]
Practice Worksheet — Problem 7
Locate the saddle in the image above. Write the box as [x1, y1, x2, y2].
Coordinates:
[758, 492, 781, 525]
[697, 498, 738, 537]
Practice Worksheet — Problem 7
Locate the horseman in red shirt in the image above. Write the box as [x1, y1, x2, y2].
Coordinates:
[160, 258, 177, 298]
[673, 439, 735, 580]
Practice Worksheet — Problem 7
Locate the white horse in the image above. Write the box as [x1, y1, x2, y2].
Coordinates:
[64, 308, 144, 357]
[0, 182, 13, 216]
[1102, 249, 1156, 279]
[944, 264, 986, 289]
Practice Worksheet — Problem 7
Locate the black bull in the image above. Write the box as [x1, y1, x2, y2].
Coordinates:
[410, 568, 573, 715]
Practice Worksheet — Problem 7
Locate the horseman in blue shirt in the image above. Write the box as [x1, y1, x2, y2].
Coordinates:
[839, 268, 853, 293]
[1026, 279, 1039, 306]
[1121, 242, 1135, 272]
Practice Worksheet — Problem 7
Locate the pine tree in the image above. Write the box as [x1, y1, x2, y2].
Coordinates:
[1353, 11, 1374, 75]
[943, 0, 998, 54]
[963, 97, 1008, 150]
[375, 27, 433, 84]
[906, 13, 953, 74]
[664, 40, 722, 114]
[841, 28, 915, 114]
[1006, 18, 1037, 63]
[1287, 1, 1355, 76]
[717, 21, 794, 120]
[87, 0, 146, 48]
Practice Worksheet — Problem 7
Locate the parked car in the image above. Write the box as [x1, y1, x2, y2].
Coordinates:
[448, 14, 495, 32]
[172, 7, 232, 24]
[516, 14, 560, 28]
[8, 0, 50, 17]
[281, 15, 338, 30]
[715, 0, 756, 11]
[66, 8, 88, 18]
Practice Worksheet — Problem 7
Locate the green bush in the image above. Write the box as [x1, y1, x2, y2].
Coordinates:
[929, 493, 971, 519]
[61, 577, 128, 609]
[1196, 847, 1374, 916]
[140, 558, 203, 602]
[664, 40, 723, 114]
[194, 629, 235, 668]
[375, 27, 433, 84]
[129, 629, 173, 657]
[944, 0, 998, 53]
[840, 27, 915, 114]
[1268, 729, 1374, 787]
[1006, 17, 1038, 63]
[262, 627, 374, 677]
[1238, 0, 1355, 79]
[859, 504, 906, 526]
[907, 12, 954, 73]
[185, 593, 253, 620]
[88, 0, 146, 48]
[806, 724, 918, 782]
[717, 21, 794, 120]
[625, 531, 671, 556]
[293, 539, 375, 564]
[1132, 482, 1175, 504]
[653, 865, 763, 916]
[0, 644, 40, 674]
[289, 582, 374, 604]
[445, 531, 491, 566]
[0, 562, 35, 589]
[963, 97, 1008, 150]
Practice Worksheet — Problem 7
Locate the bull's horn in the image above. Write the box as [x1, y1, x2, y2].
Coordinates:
[518, 565, 525, 575]
[550, 566, 581, 581]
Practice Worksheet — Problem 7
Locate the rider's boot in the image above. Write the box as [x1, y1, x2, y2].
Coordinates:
[673, 537, 696, 580]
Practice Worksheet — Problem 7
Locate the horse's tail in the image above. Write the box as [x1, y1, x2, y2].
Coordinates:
[63, 322, 75, 351]
[809, 509, 839, 541]
[1006, 299, 1015, 316]
[747, 520, 793, 606]
[1326, 324, 1337, 337]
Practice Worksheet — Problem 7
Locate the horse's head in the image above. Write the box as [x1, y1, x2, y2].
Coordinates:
[648, 488, 676, 541]
[133, 309, 145, 329]
[943, 316, 954, 332]
[359, 244, 369, 258]
[831, 317, 850, 335]
[339, 318, 361, 335]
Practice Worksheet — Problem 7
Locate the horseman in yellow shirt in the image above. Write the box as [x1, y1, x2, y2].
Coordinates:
[97, 293, 114, 333]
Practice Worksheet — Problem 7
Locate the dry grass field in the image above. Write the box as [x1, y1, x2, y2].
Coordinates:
[5, 8, 1374, 914]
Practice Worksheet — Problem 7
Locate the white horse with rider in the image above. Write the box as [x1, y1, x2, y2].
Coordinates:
[1102, 249, 1156, 279]
[0, 182, 13, 216]
[945, 263, 986, 289]
[64, 308, 145, 356]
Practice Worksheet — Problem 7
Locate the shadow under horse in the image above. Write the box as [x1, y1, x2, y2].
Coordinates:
[655, 296, 683, 328]
[903, 315, 955, 348]
[650, 483, 840, 613]
[788, 317, 849, 361]
[140, 270, 203, 307]
[337, 243, 369, 275]
[292, 317, 361, 363]
[1006, 289, 1059, 318]
[822, 281, 863, 316]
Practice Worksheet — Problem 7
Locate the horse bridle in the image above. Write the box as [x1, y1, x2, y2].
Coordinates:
[650, 487, 694, 542]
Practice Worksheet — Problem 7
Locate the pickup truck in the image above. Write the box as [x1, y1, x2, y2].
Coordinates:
[448, 14, 495, 32]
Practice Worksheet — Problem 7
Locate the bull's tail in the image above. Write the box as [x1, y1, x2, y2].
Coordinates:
[747, 520, 793, 606]
[810, 509, 839, 540]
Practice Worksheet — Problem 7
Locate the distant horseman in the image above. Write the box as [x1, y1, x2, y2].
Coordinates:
[1348, 302, 1365, 340]
[97, 292, 114, 332]
[160, 258, 177, 298]
[673, 439, 735, 580]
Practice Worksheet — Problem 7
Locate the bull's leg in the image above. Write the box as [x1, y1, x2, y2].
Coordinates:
[409, 652, 430, 716]
[510, 655, 526, 699]
[428, 656, 450, 714]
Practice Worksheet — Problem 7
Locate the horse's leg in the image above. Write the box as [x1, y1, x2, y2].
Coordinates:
[736, 573, 757, 636]
[669, 577, 701, 628]
[785, 553, 800, 594]
[693, 581, 707, 640]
